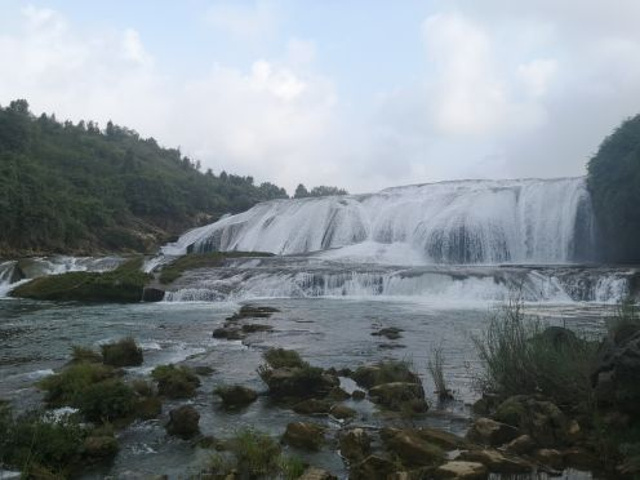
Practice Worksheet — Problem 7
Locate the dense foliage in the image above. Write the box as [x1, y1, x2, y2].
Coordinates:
[293, 183, 348, 198]
[0, 99, 288, 255]
[587, 114, 640, 263]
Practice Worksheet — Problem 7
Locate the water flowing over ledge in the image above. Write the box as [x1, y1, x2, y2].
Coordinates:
[163, 177, 595, 265]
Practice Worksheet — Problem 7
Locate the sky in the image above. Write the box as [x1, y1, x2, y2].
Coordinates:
[2, 1, 640, 194]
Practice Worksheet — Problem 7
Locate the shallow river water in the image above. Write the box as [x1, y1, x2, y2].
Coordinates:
[0, 296, 613, 479]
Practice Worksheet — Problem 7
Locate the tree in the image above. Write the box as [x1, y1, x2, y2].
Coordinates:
[294, 184, 309, 198]
[308, 185, 348, 197]
[587, 114, 640, 263]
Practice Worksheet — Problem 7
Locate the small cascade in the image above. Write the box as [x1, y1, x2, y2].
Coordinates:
[163, 256, 635, 304]
[164, 178, 595, 265]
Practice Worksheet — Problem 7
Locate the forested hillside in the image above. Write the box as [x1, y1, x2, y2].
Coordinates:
[0, 99, 288, 255]
[587, 114, 640, 263]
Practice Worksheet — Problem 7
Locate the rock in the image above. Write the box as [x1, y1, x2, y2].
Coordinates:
[349, 455, 397, 480]
[215, 385, 258, 407]
[194, 366, 215, 376]
[339, 428, 371, 461]
[382, 428, 445, 467]
[330, 404, 357, 419]
[434, 461, 488, 479]
[227, 305, 279, 321]
[415, 427, 468, 451]
[282, 422, 326, 451]
[493, 396, 569, 446]
[327, 386, 351, 401]
[534, 448, 564, 471]
[352, 362, 421, 389]
[471, 393, 500, 415]
[298, 467, 337, 480]
[142, 287, 165, 302]
[351, 390, 366, 401]
[466, 417, 520, 446]
[562, 447, 599, 471]
[166, 405, 200, 439]
[212, 326, 244, 340]
[260, 367, 339, 399]
[369, 382, 427, 412]
[293, 398, 333, 415]
[84, 435, 119, 459]
[536, 326, 578, 348]
[241, 323, 273, 333]
[371, 327, 404, 340]
[135, 396, 162, 420]
[592, 329, 640, 414]
[459, 449, 533, 474]
[504, 434, 537, 455]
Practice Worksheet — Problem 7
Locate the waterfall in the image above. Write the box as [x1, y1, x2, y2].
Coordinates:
[164, 177, 594, 265]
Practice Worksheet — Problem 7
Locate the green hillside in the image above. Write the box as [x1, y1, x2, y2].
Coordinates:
[0, 99, 288, 256]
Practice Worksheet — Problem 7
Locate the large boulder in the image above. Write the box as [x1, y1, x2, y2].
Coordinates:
[282, 422, 326, 451]
[433, 461, 488, 479]
[493, 396, 569, 446]
[592, 329, 640, 414]
[215, 385, 258, 408]
[166, 405, 200, 439]
[293, 398, 333, 415]
[466, 417, 520, 447]
[349, 455, 397, 480]
[142, 287, 165, 302]
[352, 362, 421, 389]
[459, 449, 533, 474]
[369, 382, 427, 412]
[260, 366, 339, 400]
[381, 428, 445, 467]
[339, 428, 371, 461]
[415, 427, 469, 451]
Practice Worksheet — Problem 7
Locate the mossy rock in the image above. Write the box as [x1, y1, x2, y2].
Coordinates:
[151, 364, 201, 398]
[158, 252, 273, 284]
[101, 337, 143, 367]
[11, 257, 149, 303]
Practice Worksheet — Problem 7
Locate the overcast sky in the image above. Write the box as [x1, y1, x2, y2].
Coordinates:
[2, 1, 640, 194]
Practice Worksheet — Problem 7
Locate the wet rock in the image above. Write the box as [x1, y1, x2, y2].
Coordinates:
[215, 385, 258, 408]
[282, 422, 326, 451]
[212, 326, 244, 340]
[349, 455, 397, 480]
[466, 417, 520, 446]
[241, 323, 273, 333]
[415, 427, 468, 451]
[135, 396, 162, 420]
[142, 287, 165, 302]
[471, 393, 500, 415]
[327, 386, 351, 401]
[352, 362, 420, 389]
[433, 461, 488, 479]
[339, 428, 371, 461]
[369, 382, 427, 412]
[351, 390, 366, 401]
[293, 398, 333, 415]
[504, 434, 537, 455]
[382, 428, 445, 467]
[534, 448, 564, 471]
[260, 367, 339, 399]
[330, 404, 357, 420]
[166, 405, 200, 439]
[84, 435, 119, 459]
[227, 305, 279, 321]
[562, 446, 599, 471]
[194, 366, 215, 376]
[592, 329, 640, 414]
[493, 396, 569, 446]
[298, 467, 337, 480]
[371, 327, 404, 340]
[536, 326, 578, 348]
[459, 449, 533, 474]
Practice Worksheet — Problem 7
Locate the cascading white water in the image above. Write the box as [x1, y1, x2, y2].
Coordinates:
[163, 178, 594, 264]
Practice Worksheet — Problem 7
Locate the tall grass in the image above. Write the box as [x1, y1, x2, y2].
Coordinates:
[427, 346, 453, 401]
[473, 298, 597, 409]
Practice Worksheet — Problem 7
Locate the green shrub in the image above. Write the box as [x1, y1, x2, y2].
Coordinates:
[263, 348, 307, 369]
[473, 299, 598, 408]
[101, 337, 143, 367]
[204, 428, 304, 479]
[70, 345, 103, 364]
[151, 364, 201, 398]
[76, 379, 137, 422]
[0, 409, 88, 476]
[38, 363, 116, 407]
